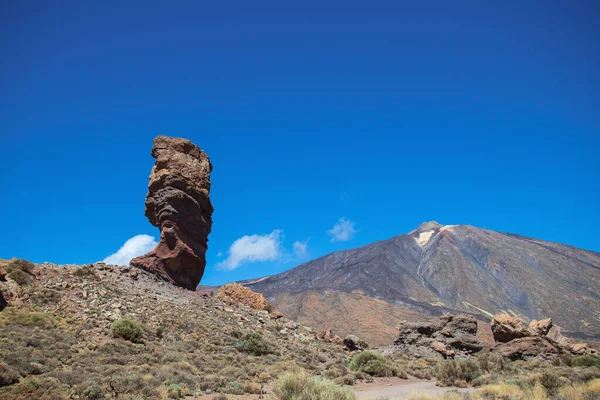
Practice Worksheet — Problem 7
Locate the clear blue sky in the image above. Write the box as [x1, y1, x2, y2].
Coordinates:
[1, 1, 599, 286]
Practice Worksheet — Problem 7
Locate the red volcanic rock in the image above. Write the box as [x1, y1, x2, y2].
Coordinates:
[270, 311, 284, 319]
[130, 136, 213, 290]
[492, 336, 558, 360]
[218, 283, 272, 311]
[528, 318, 553, 336]
[491, 314, 533, 343]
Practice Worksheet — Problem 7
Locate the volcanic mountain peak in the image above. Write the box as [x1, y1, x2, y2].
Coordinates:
[410, 221, 443, 234]
[247, 222, 600, 347]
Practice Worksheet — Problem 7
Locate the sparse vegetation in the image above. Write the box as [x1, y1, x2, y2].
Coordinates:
[349, 351, 403, 377]
[435, 359, 481, 387]
[109, 318, 143, 342]
[234, 332, 275, 356]
[273, 369, 356, 400]
[1, 259, 599, 400]
[572, 354, 600, 368]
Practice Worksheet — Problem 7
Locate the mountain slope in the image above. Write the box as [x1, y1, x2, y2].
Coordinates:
[247, 222, 600, 346]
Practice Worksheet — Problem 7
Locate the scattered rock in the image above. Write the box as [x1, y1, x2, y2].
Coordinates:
[285, 321, 298, 330]
[270, 311, 283, 319]
[131, 136, 214, 290]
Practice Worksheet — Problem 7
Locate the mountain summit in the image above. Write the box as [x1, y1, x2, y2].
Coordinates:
[247, 223, 600, 346]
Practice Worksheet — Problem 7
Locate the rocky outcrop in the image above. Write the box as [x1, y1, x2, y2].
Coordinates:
[218, 283, 272, 311]
[343, 334, 368, 351]
[491, 314, 533, 343]
[493, 337, 558, 360]
[130, 136, 213, 290]
[393, 314, 483, 359]
[529, 318, 553, 336]
[491, 314, 592, 360]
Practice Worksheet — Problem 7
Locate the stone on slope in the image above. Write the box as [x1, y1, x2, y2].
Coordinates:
[491, 314, 533, 343]
[218, 283, 272, 311]
[492, 336, 558, 360]
[343, 334, 368, 351]
[393, 314, 483, 359]
[130, 136, 213, 290]
[528, 318, 553, 336]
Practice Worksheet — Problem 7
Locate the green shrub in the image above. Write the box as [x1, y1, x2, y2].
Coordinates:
[273, 369, 356, 400]
[477, 352, 509, 373]
[573, 355, 600, 368]
[6, 259, 35, 274]
[166, 383, 185, 399]
[234, 333, 274, 356]
[6, 269, 32, 286]
[538, 370, 562, 395]
[109, 319, 143, 342]
[73, 265, 96, 278]
[348, 351, 400, 377]
[0, 310, 53, 328]
[0, 362, 20, 387]
[436, 359, 482, 387]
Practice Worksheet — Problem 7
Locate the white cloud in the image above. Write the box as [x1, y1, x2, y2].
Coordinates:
[327, 217, 357, 242]
[217, 230, 283, 270]
[103, 234, 157, 266]
[216, 251, 224, 257]
[293, 240, 309, 259]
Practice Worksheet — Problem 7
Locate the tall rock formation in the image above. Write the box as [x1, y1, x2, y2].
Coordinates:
[130, 136, 213, 290]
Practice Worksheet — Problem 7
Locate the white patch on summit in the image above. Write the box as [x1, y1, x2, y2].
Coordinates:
[440, 225, 456, 233]
[417, 230, 434, 246]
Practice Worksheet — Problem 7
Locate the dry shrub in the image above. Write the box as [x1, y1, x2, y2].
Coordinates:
[273, 369, 356, 400]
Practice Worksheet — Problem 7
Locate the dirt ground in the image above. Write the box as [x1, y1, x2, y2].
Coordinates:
[353, 377, 475, 399]
[190, 377, 474, 399]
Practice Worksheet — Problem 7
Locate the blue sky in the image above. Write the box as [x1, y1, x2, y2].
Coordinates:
[1, 1, 599, 285]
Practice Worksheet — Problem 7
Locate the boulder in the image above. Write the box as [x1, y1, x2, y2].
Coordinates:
[430, 341, 448, 355]
[528, 318, 553, 336]
[546, 325, 570, 348]
[217, 283, 271, 311]
[270, 311, 284, 319]
[343, 334, 368, 351]
[131, 136, 214, 290]
[569, 343, 588, 355]
[393, 314, 483, 359]
[492, 336, 558, 360]
[491, 314, 532, 343]
[441, 315, 478, 336]
[0, 290, 6, 311]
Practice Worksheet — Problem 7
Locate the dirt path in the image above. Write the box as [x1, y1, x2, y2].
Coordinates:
[353, 377, 474, 399]
[190, 377, 473, 400]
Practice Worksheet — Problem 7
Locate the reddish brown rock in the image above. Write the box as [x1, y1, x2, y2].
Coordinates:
[528, 318, 553, 336]
[492, 336, 558, 360]
[491, 314, 532, 343]
[332, 335, 343, 345]
[430, 341, 448, 355]
[217, 283, 272, 311]
[270, 311, 284, 319]
[569, 343, 588, 355]
[131, 136, 213, 290]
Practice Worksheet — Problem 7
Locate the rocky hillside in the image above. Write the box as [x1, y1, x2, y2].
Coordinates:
[0, 259, 349, 399]
[247, 222, 600, 347]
